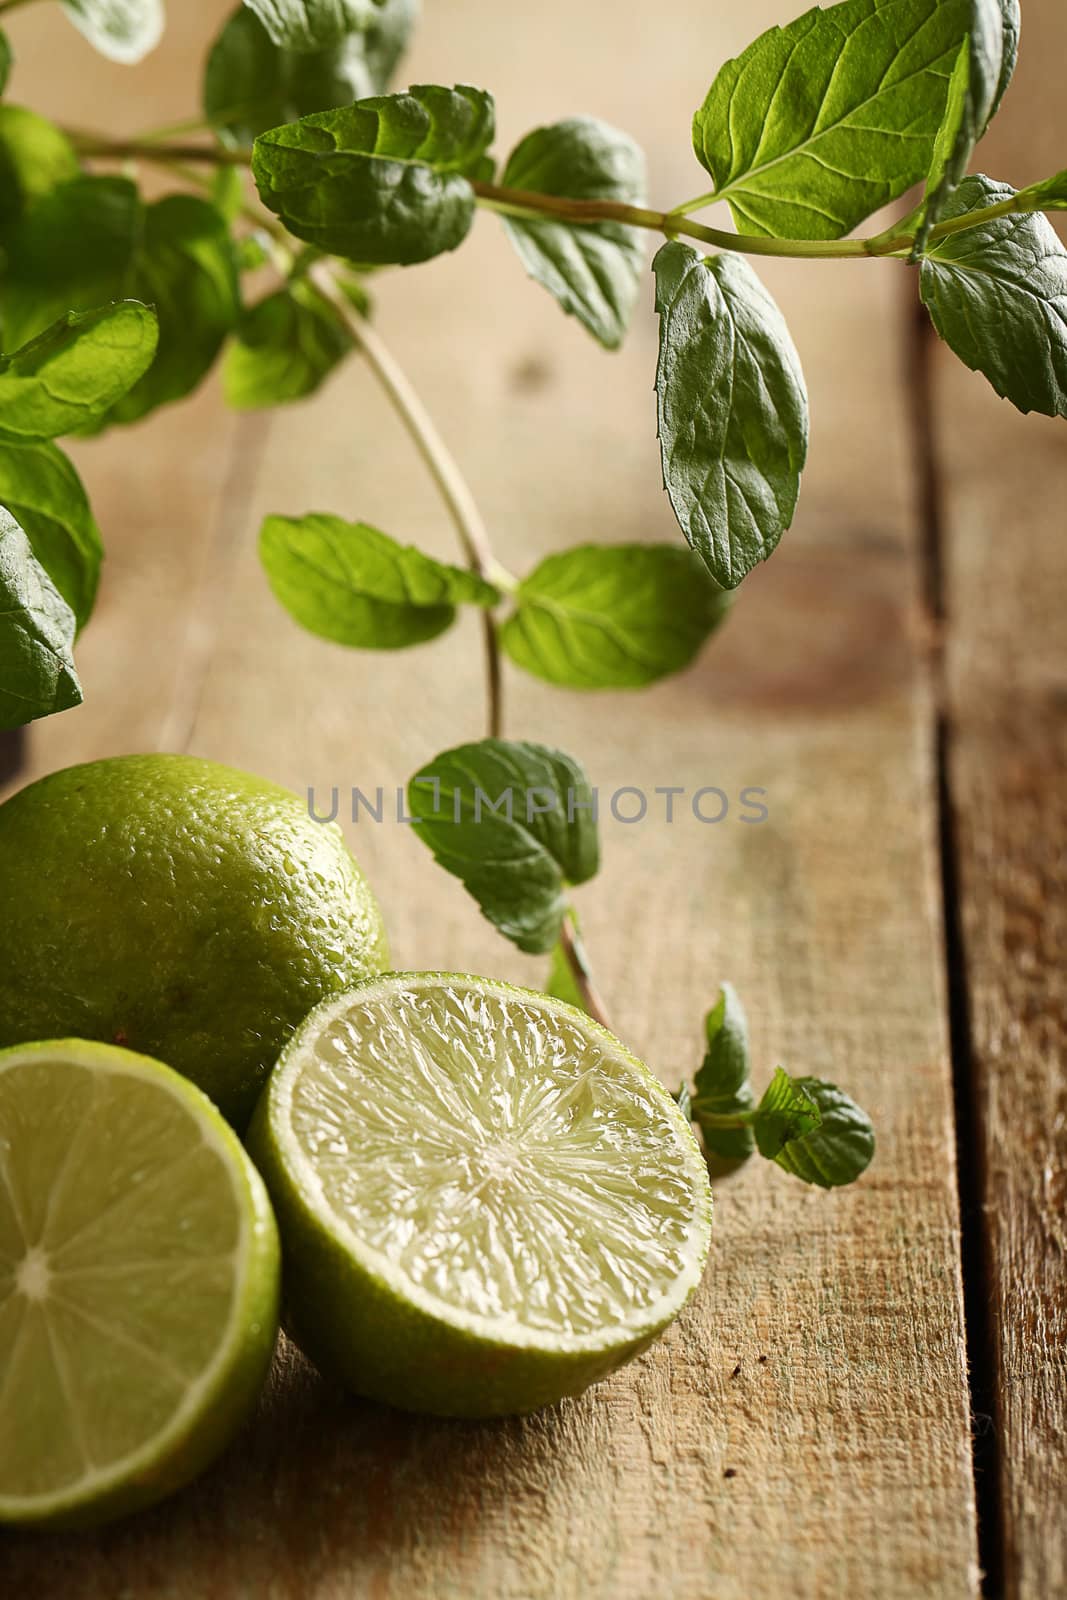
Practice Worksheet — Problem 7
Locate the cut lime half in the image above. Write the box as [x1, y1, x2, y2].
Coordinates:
[0, 1040, 280, 1529]
[249, 973, 712, 1417]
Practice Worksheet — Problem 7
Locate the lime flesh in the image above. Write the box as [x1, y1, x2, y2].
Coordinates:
[249, 973, 711, 1417]
[0, 1040, 280, 1529]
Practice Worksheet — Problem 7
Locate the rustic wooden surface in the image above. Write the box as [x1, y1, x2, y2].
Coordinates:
[929, 6, 1067, 1594]
[939, 381, 1067, 1600]
[2, 0, 1062, 1594]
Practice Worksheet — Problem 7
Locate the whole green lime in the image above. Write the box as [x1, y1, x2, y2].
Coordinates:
[0, 755, 388, 1127]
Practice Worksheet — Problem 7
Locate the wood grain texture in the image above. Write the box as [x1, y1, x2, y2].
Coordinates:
[1, 2, 978, 1594]
[931, 4, 1067, 1592]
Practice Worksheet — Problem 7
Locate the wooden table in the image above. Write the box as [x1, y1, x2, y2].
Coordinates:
[1, 2, 1063, 1595]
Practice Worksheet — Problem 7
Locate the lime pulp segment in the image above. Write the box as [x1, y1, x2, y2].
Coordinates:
[0, 1041, 280, 1528]
[268, 972, 716, 1350]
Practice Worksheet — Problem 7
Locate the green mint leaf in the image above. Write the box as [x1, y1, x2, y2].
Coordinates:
[751, 1067, 822, 1160]
[0, 179, 238, 427]
[61, 0, 164, 64]
[242, 0, 385, 52]
[235, 233, 272, 272]
[206, 1, 414, 148]
[252, 83, 494, 265]
[224, 281, 352, 408]
[690, 982, 756, 1164]
[653, 241, 808, 589]
[0, 106, 80, 233]
[107, 194, 239, 424]
[408, 739, 599, 955]
[0, 176, 139, 342]
[765, 1073, 876, 1188]
[345, 0, 413, 90]
[0, 303, 159, 442]
[919, 174, 1067, 417]
[211, 164, 247, 222]
[692, 0, 968, 239]
[260, 512, 498, 649]
[911, 1, 1007, 255]
[991, 0, 1020, 120]
[0, 441, 101, 629]
[0, 33, 11, 97]
[0, 507, 82, 730]
[500, 117, 645, 350]
[500, 543, 729, 689]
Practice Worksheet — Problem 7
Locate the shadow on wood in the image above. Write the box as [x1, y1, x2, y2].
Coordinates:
[0, 729, 25, 788]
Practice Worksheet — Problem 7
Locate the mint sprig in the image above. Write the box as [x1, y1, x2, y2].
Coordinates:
[1, 0, 1065, 734]
[688, 984, 756, 1165]
[676, 988, 875, 1189]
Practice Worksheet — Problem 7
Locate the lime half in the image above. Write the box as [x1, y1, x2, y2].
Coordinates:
[0, 1040, 280, 1529]
[249, 973, 711, 1418]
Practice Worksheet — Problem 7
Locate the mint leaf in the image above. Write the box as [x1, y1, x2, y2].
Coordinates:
[0, 33, 10, 97]
[0, 179, 238, 427]
[252, 84, 494, 264]
[0, 441, 101, 629]
[764, 1073, 875, 1188]
[692, 0, 968, 239]
[751, 1067, 822, 1159]
[911, 1, 1007, 255]
[213, 165, 249, 224]
[691, 983, 756, 1163]
[991, 0, 1020, 120]
[0, 508, 82, 730]
[408, 739, 599, 954]
[345, 0, 413, 90]
[0, 303, 159, 441]
[261, 512, 498, 649]
[500, 118, 645, 350]
[224, 281, 351, 408]
[919, 175, 1067, 417]
[0, 177, 139, 342]
[242, 0, 383, 52]
[109, 194, 239, 424]
[61, 0, 164, 64]
[653, 241, 808, 589]
[206, 2, 414, 148]
[500, 543, 729, 689]
[0, 107, 80, 232]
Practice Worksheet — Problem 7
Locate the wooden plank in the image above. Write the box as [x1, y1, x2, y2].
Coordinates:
[1, 2, 977, 1594]
[930, 5, 1067, 1593]
[939, 373, 1067, 1600]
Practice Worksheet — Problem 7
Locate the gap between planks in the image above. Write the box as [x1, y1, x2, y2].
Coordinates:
[905, 292, 1008, 1600]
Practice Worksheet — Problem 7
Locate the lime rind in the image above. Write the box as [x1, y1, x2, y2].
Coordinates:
[251, 973, 712, 1416]
[0, 1040, 280, 1529]
[0, 754, 389, 1129]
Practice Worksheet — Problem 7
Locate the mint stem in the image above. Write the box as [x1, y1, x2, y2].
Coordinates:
[689, 1108, 754, 1129]
[559, 910, 613, 1031]
[63, 128, 1052, 263]
[67, 133, 250, 166]
[473, 179, 1041, 259]
[307, 266, 509, 739]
